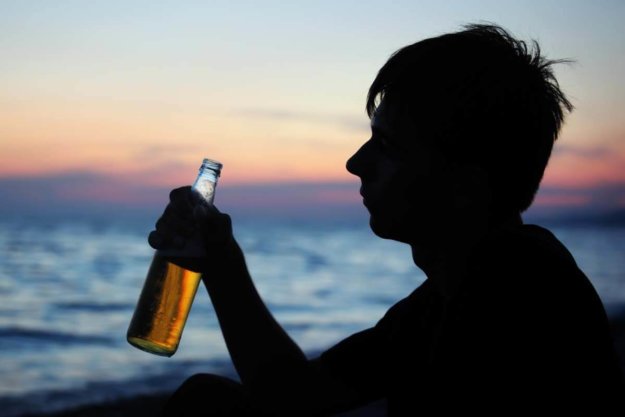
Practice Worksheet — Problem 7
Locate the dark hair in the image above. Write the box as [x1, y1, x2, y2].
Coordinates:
[367, 23, 573, 213]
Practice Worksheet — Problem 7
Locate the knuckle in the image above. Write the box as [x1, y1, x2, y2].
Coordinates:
[168, 188, 178, 202]
[148, 231, 165, 249]
[155, 216, 168, 230]
[169, 186, 189, 202]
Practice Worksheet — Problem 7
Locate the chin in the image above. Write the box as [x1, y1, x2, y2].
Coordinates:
[369, 217, 389, 238]
[369, 216, 410, 243]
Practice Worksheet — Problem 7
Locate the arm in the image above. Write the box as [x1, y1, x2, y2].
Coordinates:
[150, 187, 365, 415]
[201, 237, 308, 391]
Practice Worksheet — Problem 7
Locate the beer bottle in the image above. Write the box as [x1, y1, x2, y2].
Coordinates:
[127, 158, 223, 356]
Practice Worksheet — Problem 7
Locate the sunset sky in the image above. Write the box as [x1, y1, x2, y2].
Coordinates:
[1, 0, 624, 216]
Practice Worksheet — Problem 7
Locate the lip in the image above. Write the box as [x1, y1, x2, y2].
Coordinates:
[359, 186, 368, 206]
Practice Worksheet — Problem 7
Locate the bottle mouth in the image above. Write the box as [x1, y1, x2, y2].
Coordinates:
[200, 158, 223, 175]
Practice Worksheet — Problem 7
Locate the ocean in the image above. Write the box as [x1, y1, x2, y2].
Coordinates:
[1, 215, 624, 416]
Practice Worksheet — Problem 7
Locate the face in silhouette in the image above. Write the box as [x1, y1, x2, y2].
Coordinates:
[346, 100, 455, 246]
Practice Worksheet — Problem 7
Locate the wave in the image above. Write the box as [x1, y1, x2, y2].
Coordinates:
[0, 327, 114, 349]
[0, 357, 240, 417]
[52, 301, 132, 312]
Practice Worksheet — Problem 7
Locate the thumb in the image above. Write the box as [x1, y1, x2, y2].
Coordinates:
[193, 204, 232, 245]
[193, 203, 209, 222]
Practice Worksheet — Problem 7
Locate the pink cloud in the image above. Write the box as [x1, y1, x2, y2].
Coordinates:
[532, 194, 590, 207]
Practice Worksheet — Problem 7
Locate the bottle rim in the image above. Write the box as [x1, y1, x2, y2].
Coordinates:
[200, 158, 223, 174]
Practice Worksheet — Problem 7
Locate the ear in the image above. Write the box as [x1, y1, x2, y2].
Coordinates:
[452, 164, 492, 210]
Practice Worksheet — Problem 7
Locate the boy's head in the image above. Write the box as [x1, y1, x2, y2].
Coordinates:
[365, 23, 573, 214]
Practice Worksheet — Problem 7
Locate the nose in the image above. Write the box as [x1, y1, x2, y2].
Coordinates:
[346, 141, 368, 178]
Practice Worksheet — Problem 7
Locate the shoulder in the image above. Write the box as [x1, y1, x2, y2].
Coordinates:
[476, 224, 577, 269]
[468, 224, 588, 292]
[464, 223, 609, 328]
[381, 278, 437, 316]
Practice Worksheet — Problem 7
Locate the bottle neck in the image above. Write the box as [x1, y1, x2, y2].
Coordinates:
[192, 158, 222, 205]
[198, 159, 222, 181]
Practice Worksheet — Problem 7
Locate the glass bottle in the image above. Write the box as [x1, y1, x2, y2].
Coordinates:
[127, 158, 223, 357]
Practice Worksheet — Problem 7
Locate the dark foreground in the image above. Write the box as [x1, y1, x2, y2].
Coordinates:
[22, 314, 625, 417]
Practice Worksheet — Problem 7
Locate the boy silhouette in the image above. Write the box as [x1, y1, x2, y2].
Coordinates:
[152, 24, 624, 416]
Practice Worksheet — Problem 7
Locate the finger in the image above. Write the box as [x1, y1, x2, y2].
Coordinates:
[194, 209, 233, 245]
[194, 201, 220, 214]
[148, 230, 168, 249]
[192, 203, 224, 226]
[172, 235, 186, 249]
[192, 203, 215, 223]
[168, 186, 195, 218]
[215, 212, 233, 237]
[150, 224, 188, 250]
[156, 206, 196, 238]
[148, 186, 197, 251]
[154, 219, 187, 249]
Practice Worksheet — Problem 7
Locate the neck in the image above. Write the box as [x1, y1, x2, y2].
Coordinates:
[412, 211, 522, 300]
[489, 210, 523, 229]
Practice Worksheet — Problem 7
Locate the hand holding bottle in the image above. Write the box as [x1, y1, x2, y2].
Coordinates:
[148, 186, 237, 273]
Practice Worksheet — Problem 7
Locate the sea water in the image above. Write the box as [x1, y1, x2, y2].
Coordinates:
[0, 215, 624, 416]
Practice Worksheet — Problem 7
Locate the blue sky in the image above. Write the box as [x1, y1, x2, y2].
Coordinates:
[1, 0, 624, 218]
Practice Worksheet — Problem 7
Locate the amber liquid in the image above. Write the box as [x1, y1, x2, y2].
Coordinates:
[127, 252, 202, 357]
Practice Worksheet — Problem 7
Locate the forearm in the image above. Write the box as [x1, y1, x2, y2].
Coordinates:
[150, 191, 365, 415]
[202, 241, 365, 416]
[202, 240, 307, 388]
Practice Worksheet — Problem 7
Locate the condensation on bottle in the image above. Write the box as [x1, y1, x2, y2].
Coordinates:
[127, 158, 223, 357]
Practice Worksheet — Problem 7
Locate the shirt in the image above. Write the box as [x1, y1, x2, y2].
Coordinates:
[319, 224, 624, 415]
